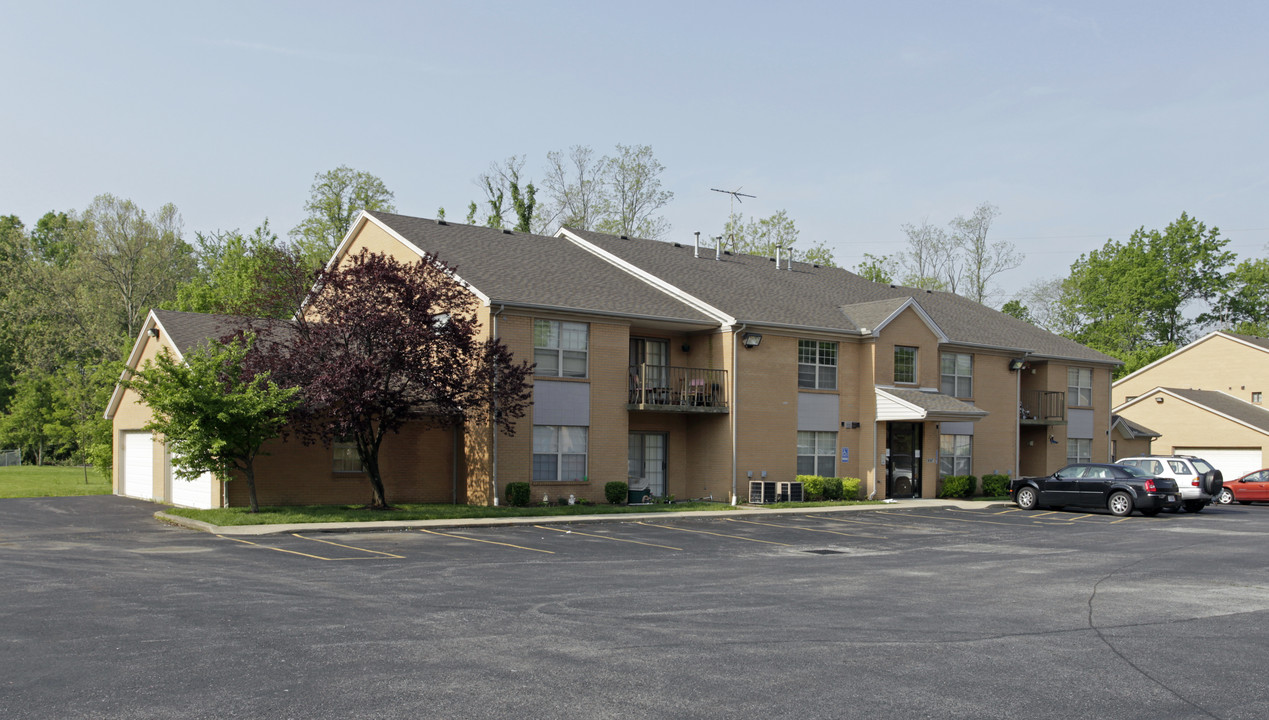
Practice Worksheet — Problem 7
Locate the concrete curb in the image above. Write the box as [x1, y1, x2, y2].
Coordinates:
[155, 498, 1012, 536]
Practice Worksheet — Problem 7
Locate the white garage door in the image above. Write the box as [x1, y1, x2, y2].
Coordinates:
[121, 431, 155, 500]
[169, 460, 216, 509]
[1175, 448, 1264, 481]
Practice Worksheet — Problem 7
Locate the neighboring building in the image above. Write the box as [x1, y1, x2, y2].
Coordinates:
[107, 212, 1121, 508]
[1110, 414, 1160, 461]
[1112, 332, 1269, 480]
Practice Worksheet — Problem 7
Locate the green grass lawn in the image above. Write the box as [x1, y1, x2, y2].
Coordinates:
[165, 499, 742, 526]
[0, 465, 112, 498]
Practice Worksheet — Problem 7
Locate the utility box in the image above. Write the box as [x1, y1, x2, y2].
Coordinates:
[749, 480, 777, 504]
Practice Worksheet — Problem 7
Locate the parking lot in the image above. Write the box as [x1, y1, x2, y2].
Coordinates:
[4, 496, 1269, 719]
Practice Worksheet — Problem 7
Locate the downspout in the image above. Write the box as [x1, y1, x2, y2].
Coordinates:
[730, 324, 745, 505]
[1015, 360, 1022, 481]
[490, 304, 506, 506]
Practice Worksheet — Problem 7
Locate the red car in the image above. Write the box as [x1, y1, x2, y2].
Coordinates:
[1216, 469, 1269, 505]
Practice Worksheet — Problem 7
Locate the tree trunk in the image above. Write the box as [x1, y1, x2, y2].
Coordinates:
[244, 462, 259, 513]
[365, 454, 389, 509]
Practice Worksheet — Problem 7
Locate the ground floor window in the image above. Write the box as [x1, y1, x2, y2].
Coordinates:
[1067, 438, 1091, 464]
[533, 425, 588, 482]
[332, 439, 363, 473]
[797, 431, 837, 477]
[939, 434, 972, 477]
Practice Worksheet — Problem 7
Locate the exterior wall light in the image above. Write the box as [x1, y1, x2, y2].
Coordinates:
[742, 332, 762, 348]
[1008, 358, 1026, 371]
[148, 328, 160, 339]
[1155, 396, 1164, 404]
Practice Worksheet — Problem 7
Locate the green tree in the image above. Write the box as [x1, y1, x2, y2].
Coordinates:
[0, 369, 57, 464]
[290, 166, 395, 269]
[855, 253, 894, 283]
[596, 144, 673, 239]
[125, 334, 301, 513]
[1060, 212, 1233, 359]
[172, 220, 309, 319]
[721, 209, 836, 266]
[1001, 299, 1033, 323]
[1204, 256, 1269, 335]
[541, 145, 607, 231]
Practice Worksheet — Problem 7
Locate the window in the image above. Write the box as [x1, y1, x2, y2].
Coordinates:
[1254, 392, 1263, 404]
[1067, 438, 1091, 464]
[534, 320, 588, 378]
[332, 440, 363, 473]
[798, 340, 837, 390]
[939, 434, 972, 477]
[533, 426, 588, 482]
[894, 346, 917, 384]
[940, 353, 972, 398]
[796, 431, 837, 477]
[1067, 367, 1092, 407]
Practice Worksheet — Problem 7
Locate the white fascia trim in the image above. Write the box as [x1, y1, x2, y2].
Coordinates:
[1110, 331, 1249, 387]
[555, 228, 734, 326]
[307, 212, 493, 311]
[875, 387, 927, 419]
[869, 297, 949, 343]
[104, 311, 183, 419]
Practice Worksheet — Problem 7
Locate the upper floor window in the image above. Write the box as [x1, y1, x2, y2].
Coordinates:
[940, 352, 972, 398]
[1067, 367, 1092, 407]
[798, 340, 837, 390]
[894, 346, 917, 384]
[535, 320, 588, 378]
[1254, 392, 1263, 404]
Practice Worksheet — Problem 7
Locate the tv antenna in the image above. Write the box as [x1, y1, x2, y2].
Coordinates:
[711, 187, 756, 253]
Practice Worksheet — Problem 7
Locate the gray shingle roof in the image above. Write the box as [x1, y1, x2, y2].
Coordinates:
[1111, 414, 1160, 438]
[1162, 388, 1269, 434]
[1227, 332, 1269, 351]
[880, 387, 989, 418]
[151, 309, 250, 355]
[564, 227, 1118, 364]
[367, 213, 716, 326]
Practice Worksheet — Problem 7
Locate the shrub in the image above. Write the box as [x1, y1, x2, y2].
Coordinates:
[604, 481, 628, 504]
[938, 475, 975, 498]
[823, 476, 844, 501]
[504, 482, 530, 507]
[980, 473, 1010, 497]
[840, 477, 862, 500]
[797, 475, 826, 500]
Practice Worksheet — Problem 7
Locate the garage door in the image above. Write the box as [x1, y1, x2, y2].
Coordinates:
[1175, 448, 1264, 481]
[169, 459, 216, 509]
[121, 431, 155, 500]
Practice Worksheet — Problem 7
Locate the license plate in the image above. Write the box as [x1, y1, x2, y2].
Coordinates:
[1167, 495, 1176, 502]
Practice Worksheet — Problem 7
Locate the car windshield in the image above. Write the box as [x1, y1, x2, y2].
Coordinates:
[1119, 465, 1150, 478]
[1192, 459, 1215, 474]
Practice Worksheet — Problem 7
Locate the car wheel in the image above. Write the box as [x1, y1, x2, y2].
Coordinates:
[1016, 486, 1039, 511]
[1183, 500, 1206, 513]
[1140, 508, 1162, 517]
[1108, 491, 1134, 517]
[1217, 488, 1235, 505]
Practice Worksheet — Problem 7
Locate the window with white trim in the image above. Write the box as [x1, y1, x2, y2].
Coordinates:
[1067, 367, 1092, 407]
[797, 340, 837, 390]
[894, 346, 917, 384]
[1254, 391, 1263, 404]
[534, 320, 588, 378]
[796, 431, 837, 477]
[939, 434, 972, 477]
[533, 425, 588, 482]
[1067, 438, 1091, 464]
[940, 352, 972, 398]
[332, 440, 363, 473]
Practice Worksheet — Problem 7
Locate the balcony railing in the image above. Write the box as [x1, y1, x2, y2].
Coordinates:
[1020, 390, 1065, 425]
[628, 364, 728, 413]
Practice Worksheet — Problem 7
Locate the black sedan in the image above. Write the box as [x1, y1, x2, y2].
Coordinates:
[1009, 463, 1182, 517]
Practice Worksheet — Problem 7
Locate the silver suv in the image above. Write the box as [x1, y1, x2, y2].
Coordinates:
[1116, 455, 1224, 513]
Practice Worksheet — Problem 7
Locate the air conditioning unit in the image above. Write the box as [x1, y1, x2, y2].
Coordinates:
[749, 480, 777, 504]
[777, 481, 804, 503]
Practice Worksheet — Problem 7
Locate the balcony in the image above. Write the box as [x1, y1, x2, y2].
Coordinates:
[628, 364, 729, 414]
[1019, 390, 1065, 425]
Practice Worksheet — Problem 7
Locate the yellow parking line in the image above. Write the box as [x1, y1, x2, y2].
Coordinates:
[634, 521, 792, 546]
[725, 517, 885, 539]
[418, 528, 554, 554]
[535, 525, 682, 551]
[877, 510, 1023, 527]
[219, 535, 335, 561]
[291, 533, 404, 558]
[1029, 511, 1061, 518]
[815, 514, 969, 533]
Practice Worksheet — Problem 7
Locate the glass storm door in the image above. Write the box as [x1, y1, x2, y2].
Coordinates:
[886, 422, 923, 498]
[628, 432, 667, 498]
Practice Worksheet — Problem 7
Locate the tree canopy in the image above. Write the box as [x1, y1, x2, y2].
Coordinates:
[289, 165, 395, 270]
[721, 209, 836, 267]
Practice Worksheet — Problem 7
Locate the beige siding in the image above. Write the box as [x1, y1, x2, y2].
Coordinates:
[1114, 335, 1269, 406]
[1116, 393, 1269, 469]
[111, 332, 177, 502]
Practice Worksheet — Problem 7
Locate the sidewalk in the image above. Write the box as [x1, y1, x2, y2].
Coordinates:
[155, 497, 1010, 536]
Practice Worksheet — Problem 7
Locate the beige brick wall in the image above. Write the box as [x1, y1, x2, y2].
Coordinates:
[959, 348, 1020, 480]
[1113, 335, 1269, 406]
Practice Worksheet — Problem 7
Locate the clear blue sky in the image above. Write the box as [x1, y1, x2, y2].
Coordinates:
[3, 0, 1266, 301]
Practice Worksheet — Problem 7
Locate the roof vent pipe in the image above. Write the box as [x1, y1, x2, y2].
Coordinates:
[787, 247, 794, 271]
[775, 246, 782, 269]
[694, 231, 700, 259]
[715, 236, 722, 261]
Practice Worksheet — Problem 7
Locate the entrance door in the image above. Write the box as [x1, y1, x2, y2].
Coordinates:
[628, 432, 667, 501]
[886, 422, 923, 498]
